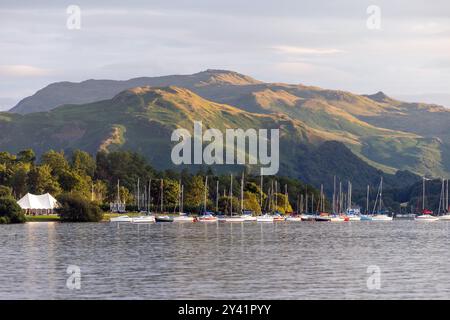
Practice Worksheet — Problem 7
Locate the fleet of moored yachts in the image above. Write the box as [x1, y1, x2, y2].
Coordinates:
[110, 210, 450, 224]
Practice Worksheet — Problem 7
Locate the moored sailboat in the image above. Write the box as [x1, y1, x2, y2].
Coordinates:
[371, 177, 393, 221]
[415, 177, 439, 222]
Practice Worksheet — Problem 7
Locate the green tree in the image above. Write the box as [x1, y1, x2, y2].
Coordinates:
[28, 165, 61, 195]
[9, 163, 30, 198]
[41, 150, 69, 177]
[0, 185, 12, 198]
[58, 169, 92, 198]
[71, 150, 95, 177]
[184, 175, 205, 209]
[0, 197, 25, 224]
[16, 149, 35, 164]
[218, 196, 239, 215]
[0, 151, 15, 165]
[271, 193, 293, 214]
[162, 179, 180, 209]
[57, 193, 103, 222]
[243, 191, 262, 214]
[92, 180, 108, 203]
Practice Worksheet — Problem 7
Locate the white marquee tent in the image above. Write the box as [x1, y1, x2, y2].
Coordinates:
[17, 193, 59, 215]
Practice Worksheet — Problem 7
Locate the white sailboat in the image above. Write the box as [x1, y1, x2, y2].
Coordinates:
[172, 183, 195, 222]
[360, 185, 373, 221]
[416, 177, 439, 221]
[329, 179, 345, 222]
[237, 173, 256, 221]
[131, 215, 156, 223]
[256, 214, 274, 222]
[371, 177, 393, 221]
[110, 180, 132, 222]
[198, 176, 218, 222]
[219, 174, 245, 222]
[110, 215, 133, 223]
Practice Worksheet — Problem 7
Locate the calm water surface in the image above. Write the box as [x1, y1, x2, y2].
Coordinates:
[1, 221, 450, 299]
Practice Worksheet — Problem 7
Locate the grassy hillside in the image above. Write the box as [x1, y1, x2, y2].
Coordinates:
[6, 69, 450, 178]
[0, 86, 420, 191]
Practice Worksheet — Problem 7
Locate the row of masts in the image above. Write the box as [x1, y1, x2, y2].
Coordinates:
[115, 174, 450, 214]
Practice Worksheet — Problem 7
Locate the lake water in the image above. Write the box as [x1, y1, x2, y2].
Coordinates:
[1, 220, 450, 299]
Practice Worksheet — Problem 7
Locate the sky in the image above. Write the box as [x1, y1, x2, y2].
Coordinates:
[1, 0, 450, 110]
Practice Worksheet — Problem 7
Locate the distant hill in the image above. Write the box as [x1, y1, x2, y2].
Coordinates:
[5, 69, 450, 179]
[0, 85, 420, 191]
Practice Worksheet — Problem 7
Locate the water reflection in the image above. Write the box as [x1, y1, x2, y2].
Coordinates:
[1, 221, 450, 299]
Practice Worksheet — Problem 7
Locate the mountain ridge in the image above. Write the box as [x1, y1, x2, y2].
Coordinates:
[4, 69, 450, 178]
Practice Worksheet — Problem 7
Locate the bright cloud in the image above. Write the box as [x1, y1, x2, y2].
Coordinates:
[272, 46, 344, 55]
[0, 65, 51, 77]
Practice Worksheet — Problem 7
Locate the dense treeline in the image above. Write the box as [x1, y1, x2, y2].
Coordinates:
[1, 148, 444, 216]
[0, 149, 320, 215]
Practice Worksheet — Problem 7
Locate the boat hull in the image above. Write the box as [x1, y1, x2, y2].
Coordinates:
[439, 215, 450, 221]
[155, 216, 174, 222]
[371, 215, 393, 221]
[218, 217, 246, 222]
[415, 215, 439, 222]
[131, 216, 156, 223]
[172, 216, 195, 222]
[240, 215, 257, 221]
[110, 215, 132, 223]
[285, 217, 302, 222]
[256, 215, 274, 222]
[315, 216, 331, 222]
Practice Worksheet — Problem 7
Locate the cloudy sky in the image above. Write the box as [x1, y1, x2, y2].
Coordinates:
[1, 0, 450, 110]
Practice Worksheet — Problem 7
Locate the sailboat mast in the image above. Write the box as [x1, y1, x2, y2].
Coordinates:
[204, 176, 208, 213]
[260, 175, 263, 209]
[216, 180, 219, 213]
[422, 176, 426, 211]
[333, 176, 336, 214]
[160, 179, 164, 213]
[305, 191, 308, 214]
[379, 176, 383, 213]
[137, 177, 140, 211]
[181, 184, 184, 213]
[445, 179, 448, 212]
[229, 174, 232, 216]
[366, 185, 369, 214]
[117, 179, 120, 203]
[284, 184, 288, 213]
[241, 172, 244, 214]
[148, 179, 151, 212]
[275, 180, 278, 210]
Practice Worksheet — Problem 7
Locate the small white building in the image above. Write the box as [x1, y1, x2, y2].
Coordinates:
[17, 193, 59, 215]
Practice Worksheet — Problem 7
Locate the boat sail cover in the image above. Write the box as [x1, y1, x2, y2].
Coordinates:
[17, 193, 59, 210]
